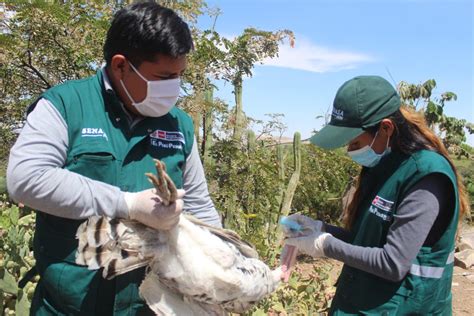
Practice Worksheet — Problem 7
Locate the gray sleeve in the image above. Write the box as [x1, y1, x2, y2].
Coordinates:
[324, 173, 448, 282]
[182, 139, 222, 228]
[6, 98, 129, 219]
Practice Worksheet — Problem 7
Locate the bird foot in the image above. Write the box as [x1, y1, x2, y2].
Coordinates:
[146, 159, 178, 205]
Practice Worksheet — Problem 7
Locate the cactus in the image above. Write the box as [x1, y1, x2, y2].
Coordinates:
[247, 130, 256, 153]
[279, 132, 301, 217]
[277, 144, 285, 185]
[202, 88, 214, 167]
[191, 111, 201, 148]
[232, 79, 245, 142]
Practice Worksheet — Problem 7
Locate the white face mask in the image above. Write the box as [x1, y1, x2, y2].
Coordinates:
[347, 131, 391, 167]
[120, 62, 180, 117]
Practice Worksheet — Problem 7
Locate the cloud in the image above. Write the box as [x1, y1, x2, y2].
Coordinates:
[260, 36, 375, 73]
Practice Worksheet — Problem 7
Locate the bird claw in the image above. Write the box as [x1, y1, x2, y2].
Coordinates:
[146, 159, 178, 205]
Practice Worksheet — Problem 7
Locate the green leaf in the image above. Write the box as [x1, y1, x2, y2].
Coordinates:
[15, 289, 31, 316]
[251, 308, 267, 316]
[272, 301, 286, 312]
[0, 176, 6, 194]
[18, 213, 35, 226]
[10, 205, 19, 226]
[0, 269, 19, 294]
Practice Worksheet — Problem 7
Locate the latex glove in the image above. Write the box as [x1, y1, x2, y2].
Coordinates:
[124, 188, 185, 230]
[285, 231, 331, 258]
[282, 213, 325, 238]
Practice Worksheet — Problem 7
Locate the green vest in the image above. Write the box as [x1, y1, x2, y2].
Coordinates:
[30, 70, 194, 315]
[330, 150, 459, 316]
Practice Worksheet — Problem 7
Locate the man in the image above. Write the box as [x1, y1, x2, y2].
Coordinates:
[7, 2, 221, 315]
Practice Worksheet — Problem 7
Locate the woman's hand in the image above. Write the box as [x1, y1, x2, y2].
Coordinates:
[284, 231, 331, 258]
[283, 214, 331, 258]
[281, 213, 325, 237]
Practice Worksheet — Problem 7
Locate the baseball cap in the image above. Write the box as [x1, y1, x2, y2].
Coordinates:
[310, 75, 401, 149]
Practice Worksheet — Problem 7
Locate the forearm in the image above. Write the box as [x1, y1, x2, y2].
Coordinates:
[7, 99, 129, 219]
[323, 174, 448, 282]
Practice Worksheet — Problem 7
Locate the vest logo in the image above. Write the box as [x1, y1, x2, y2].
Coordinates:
[81, 128, 108, 140]
[372, 195, 394, 212]
[369, 195, 394, 221]
[150, 129, 185, 150]
[332, 108, 344, 120]
[369, 205, 392, 221]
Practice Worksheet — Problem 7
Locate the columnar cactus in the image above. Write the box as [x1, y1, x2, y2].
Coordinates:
[279, 132, 301, 217]
[247, 130, 256, 153]
[203, 88, 214, 168]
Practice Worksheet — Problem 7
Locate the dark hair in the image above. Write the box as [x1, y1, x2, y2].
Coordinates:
[103, 1, 193, 66]
[363, 109, 437, 155]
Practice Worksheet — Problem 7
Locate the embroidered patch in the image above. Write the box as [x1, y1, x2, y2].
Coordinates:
[81, 127, 108, 140]
[149, 129, 184, 150]
[150, 139, 183, 150]
[371, 195, 394, 212]
[368, 205, 393, 221]
[150, 130, 185, 144]
[331, 108, 344, 120]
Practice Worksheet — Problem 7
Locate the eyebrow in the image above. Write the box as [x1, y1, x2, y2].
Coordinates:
[155, 70, 186, 77]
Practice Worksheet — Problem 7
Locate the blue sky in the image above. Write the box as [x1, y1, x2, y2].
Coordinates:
[197, 0, 474, 144]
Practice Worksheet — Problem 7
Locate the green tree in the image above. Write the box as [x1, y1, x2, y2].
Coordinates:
[0, 2, 113, 166]
[397, 79, 474, 157]
[218, 28, 294, 142]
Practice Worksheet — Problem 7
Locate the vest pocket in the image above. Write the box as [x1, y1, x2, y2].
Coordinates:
[67, 142, 118, 185]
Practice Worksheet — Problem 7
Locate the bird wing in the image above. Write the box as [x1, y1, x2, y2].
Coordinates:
[76, 216, 165, 279]
[184, 214, 259, 259]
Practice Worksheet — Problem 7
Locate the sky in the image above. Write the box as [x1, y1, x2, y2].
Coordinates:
[197, 0, 474, 144]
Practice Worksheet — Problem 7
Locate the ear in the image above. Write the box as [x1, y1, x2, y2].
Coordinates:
[379, 119, 395, 137]
[110, 55, 128, 80]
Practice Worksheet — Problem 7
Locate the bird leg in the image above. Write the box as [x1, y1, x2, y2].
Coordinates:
[146, 159, 178, 205]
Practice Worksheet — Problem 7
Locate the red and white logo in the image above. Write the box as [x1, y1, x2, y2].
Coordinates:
[150, 129, 185, 144]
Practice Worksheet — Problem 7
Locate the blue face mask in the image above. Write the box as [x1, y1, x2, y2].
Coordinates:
[347, 131, 391, 167]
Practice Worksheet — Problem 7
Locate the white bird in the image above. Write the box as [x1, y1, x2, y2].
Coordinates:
[76, 160, 282, 315]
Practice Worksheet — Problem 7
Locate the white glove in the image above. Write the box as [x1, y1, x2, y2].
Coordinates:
[124, 188, 185, 230]
[282, 213, 325, 238]
[282, 214, 329, 258]
[285, 231, 331, 258]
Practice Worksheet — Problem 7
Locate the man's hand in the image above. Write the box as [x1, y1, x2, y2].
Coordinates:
[124, 188, 185, 230]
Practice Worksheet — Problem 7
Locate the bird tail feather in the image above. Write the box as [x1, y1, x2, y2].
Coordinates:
[76, 216, 157, 279]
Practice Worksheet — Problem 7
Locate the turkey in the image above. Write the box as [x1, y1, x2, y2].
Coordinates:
[75, 159, 282, 315]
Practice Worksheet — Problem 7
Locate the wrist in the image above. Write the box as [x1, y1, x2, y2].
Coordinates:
[123, 191, 137, 218]
[314, 232, 332, 257]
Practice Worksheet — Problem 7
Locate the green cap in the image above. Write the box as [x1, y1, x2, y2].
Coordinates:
[310, 75, 401, 149]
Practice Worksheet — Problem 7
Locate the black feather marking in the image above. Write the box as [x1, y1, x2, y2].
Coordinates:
[95, 245, 104, 267]
[121, 249, 129, 259]
[107, 258, 117, 278]
[237, 267, 250, 275]
[94, 217, 104, 244]
[110, 218, 118, 239]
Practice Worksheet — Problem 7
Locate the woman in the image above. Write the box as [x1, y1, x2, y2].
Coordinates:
[284, 75, 469, 315]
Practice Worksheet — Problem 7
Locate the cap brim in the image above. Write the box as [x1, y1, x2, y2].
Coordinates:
[309, 125, 364, 149]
